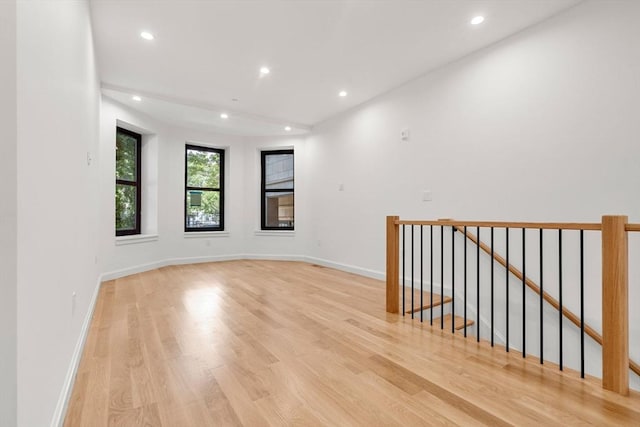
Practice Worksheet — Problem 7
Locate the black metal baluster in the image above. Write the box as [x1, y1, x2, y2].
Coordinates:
[452, 226, 455, 333]
[522, 228, 526, 358]
[402, 224, 405, 316]
[580, 230, 585, 378]
[540, 228, 544, 365]
[464, 226, 468, 338]
[441, 225, 444, 330]
[491, 227, 494, 347]
[506, 227, 510, 352]
[420, 226, 424, 323]
[411, 225, 415, 319]
[430, 225, 434, 326]
[559, 229, 563, 371]
[477, 227, 480, 342]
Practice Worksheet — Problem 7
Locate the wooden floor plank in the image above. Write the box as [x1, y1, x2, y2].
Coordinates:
[402, 288, 453, 314]
[64, 260, 640, 426]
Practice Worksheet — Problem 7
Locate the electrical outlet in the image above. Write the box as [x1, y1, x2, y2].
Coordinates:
[422, 190, 432, 202]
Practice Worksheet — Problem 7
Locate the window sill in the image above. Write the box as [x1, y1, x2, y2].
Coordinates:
[254, 230, 296, 237]
[115, 234, 159, 246]
[184, 231, 230, 239]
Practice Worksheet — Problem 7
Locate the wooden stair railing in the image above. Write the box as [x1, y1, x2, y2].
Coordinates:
[453, 224, 640, 378]
[386, 215, 639, 396]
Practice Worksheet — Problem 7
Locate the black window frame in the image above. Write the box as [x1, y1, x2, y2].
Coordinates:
[261, 149, 294, 231]
[115, 127, 142, 236]
[184, 144, 225, 232]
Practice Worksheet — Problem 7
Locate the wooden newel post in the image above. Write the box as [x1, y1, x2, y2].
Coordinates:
[601, 215, 629, 395]
[386, 216, 400, 313]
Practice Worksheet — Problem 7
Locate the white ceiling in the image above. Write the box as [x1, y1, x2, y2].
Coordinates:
[102, 86, 310, 137]
[91, 0, 581, 136]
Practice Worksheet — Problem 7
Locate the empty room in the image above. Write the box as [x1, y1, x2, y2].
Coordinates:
[2, 0, 640, 425]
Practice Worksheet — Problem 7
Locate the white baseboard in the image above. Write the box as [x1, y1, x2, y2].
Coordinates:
[51, 274, 102, 427]
[244, 253, 306, 262]
[303, 256, 385, 281]
[103, 254, 386, 288]
[101, 253, 310, 281]
[164, 254, 244, 266]
[101, 259, 171, 281]
[101, 255, 244, 280]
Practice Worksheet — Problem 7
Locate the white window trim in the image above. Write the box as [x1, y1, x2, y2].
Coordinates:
[254, 230, 296, 237]
[115, 234, 159, 246]
[184, 231, 230, 239]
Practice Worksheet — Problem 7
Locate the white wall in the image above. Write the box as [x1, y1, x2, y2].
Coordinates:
[16, 2, 101, 426]
[308, 0, 640, 270]
[241, 136, 310, 258]
[99, 98, 309, 278]
[306, 0, 640, 385]
[0, 1, 17, 425]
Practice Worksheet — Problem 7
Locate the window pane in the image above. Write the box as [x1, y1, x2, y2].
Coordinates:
[116, 184, 137, 231]
[116, 131, 138, 181]
[187, 148, 220, 188]
[264, 192, 294, 228]
[265, 154, 293, 190]
[186, 190, 220, 228]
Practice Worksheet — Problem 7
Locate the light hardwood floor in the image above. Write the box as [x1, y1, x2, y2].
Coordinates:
[64, 260, 640, 426]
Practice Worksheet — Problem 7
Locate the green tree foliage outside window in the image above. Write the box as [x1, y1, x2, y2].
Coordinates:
[116, 128, 141, 235]
[185, 146, 224, 231]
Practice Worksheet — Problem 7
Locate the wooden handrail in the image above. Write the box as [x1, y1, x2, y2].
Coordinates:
[455, 225, 640, 379]
[397, 219, 640, 231]
[398, 219, 602, 230]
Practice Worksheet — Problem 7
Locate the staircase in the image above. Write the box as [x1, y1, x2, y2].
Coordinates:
[401, 288, 474, 333]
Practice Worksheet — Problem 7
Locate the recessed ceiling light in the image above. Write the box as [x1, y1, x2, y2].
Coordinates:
[132, 95, 142, 102]
[284, 126, 292, 131]
[339, 90, 348, 97]
[471, 16, 485, 25]
[140, 31, 154, 40]
[220, 113, 229, 119]
[260, 66, 270, 75]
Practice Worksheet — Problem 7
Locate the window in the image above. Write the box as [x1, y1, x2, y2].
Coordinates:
[261, 149, 294, 230]
[185, 145, 224, 232]
[115, 127, 141, 236]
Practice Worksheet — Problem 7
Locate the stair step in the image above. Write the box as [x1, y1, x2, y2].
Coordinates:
[432, 314, 474, 331]
[401, 288, 452, 314]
